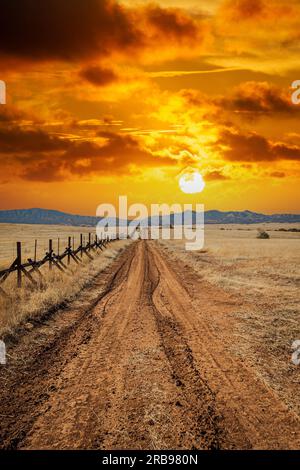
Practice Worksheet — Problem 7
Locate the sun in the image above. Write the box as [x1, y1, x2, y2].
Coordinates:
[178, 169, 206, 194]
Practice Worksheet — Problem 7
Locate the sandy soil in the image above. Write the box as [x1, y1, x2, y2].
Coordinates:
[0, 240, 299, 450]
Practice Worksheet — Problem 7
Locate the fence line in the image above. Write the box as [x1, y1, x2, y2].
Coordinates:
[0, 233, 115, 297]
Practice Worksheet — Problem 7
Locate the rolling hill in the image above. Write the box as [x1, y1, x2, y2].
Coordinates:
[0, 208, 299, 226]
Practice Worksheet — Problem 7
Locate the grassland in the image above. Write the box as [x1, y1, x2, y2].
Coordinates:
[0, 223, 130, 336]
[0, 223, 99, 268]
[159, 223, 300, 418]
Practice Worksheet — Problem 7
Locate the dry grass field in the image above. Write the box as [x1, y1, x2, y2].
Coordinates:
[0, 224, 131, 335]
[158, 223, 300, 419]
[0, 223, 100, 268]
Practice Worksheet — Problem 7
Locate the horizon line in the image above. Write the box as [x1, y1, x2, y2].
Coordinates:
[0, 207, 300, 217]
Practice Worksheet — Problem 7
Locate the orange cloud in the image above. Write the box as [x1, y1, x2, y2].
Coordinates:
[214, 0, 300, 72]
[220, 0, 296, 22]
[218, 129, 300, 162]
[220, 0, 266, 21]
[0, 121, 176, 182]
[216, 81, 299, 116]
[204, 170, 230, 181]
[0, 0, 209, 67]
[143, 5, 201, 43]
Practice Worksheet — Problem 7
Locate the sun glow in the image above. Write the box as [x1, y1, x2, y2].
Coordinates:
[179, 169, 206, 194]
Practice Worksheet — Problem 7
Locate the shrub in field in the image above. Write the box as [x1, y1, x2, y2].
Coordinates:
[257, 229, 270, 239]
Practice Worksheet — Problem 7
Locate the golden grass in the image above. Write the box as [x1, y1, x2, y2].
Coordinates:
[159, 223, 300, 415]
[160, 223, 300, 291]
[0, 223, 99, 268]
[0, 224, 131, 336]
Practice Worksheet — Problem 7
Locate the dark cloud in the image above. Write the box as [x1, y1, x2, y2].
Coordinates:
[0, 125, 175, 181]
[22, 159, 66, 182]
[0, 106, 29, 123]
[219, 129, 300, 162]
[204, 170, 229, 181]
[217, 81, 298, 116]
[221, 0, 265, 20]
[0, 127, 71, 153]
[79, 65, 118, 86]
[145, 5, 199, 42]
[0, 0, 206, 64]
[269, 171, 286, 178]
[272, 142, 300, 160]
[0, 0, 141, 62]
[62, 131, 175, 173]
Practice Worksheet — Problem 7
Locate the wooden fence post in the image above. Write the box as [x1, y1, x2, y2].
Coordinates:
[68, 237, 71, 265]
[16, 241, 22, 288]
[34, 239, 37, 263]
[49, 239, 53, 271]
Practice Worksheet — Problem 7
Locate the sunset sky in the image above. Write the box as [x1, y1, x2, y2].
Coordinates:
[0, 0, 300, 214]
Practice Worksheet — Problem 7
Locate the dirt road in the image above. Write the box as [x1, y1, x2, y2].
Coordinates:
[0, 241, 299, 449]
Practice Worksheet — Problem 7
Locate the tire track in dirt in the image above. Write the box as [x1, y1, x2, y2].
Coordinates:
[17, 241, 224, 450]
[0, 241, 225, 450]
[148, 242, 300, 449]
[145, 245, 225, 449]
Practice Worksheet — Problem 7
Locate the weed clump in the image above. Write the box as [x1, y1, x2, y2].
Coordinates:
[257, 229, 270, 239]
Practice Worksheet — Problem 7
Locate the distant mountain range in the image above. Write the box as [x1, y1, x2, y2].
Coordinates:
[0, 208, 101, 226]
[0, 208, 299, 226]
